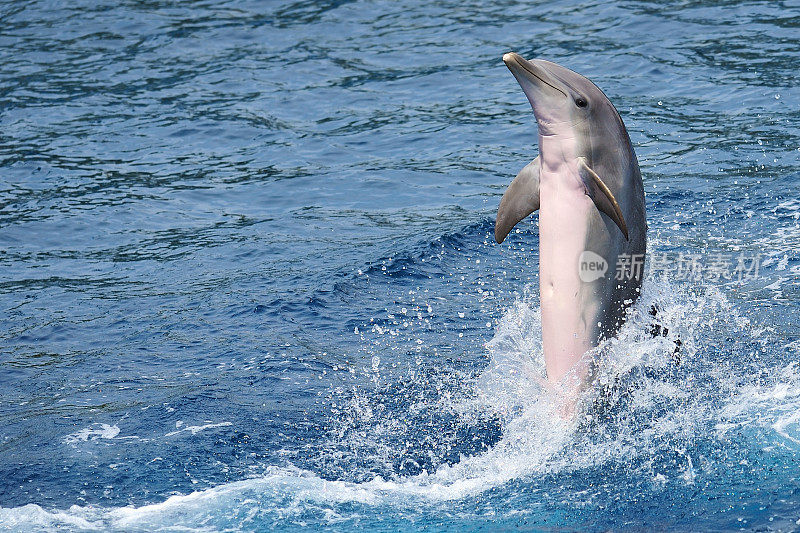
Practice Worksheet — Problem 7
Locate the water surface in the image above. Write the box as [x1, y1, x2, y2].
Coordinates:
[1, 0, 799, 530]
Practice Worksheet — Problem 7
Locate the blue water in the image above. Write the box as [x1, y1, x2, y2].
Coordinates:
[1, 0, 799, 530]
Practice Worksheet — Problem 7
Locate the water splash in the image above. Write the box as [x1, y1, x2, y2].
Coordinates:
[10, 272, 793, 531]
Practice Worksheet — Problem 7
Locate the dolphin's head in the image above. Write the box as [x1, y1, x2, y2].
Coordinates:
[503, 53, 616, 137]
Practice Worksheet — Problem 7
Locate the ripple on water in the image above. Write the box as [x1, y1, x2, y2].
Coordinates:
[0, 0, 799, 530]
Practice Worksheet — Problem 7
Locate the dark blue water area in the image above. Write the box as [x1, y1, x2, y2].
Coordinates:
[1, 0, 800, 530]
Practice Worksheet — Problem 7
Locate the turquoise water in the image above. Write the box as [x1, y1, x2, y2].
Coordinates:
[1, 0, 799, 530]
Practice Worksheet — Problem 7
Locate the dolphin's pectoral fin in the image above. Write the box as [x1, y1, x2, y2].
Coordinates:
[495, 157, 541, 244]
[577, 157, 629, 240]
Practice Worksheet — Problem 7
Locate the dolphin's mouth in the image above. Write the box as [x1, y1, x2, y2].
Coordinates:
[502, 52, 567, 98]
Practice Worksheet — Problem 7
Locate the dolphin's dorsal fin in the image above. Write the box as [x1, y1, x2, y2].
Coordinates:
[577, 157, 629, 240]
[495, 157, 540, 244]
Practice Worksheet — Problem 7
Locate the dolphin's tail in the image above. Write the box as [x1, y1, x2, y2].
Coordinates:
[649, 305, 682, 364]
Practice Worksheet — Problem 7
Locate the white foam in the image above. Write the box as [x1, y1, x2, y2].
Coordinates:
[0, 504, 100, 531]
[164, 422, 233, 438]
[718, 361, 800, 445]
[62, 424, 121, 445]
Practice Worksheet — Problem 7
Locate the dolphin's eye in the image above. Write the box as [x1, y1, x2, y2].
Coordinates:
[575, 97, 588, 108]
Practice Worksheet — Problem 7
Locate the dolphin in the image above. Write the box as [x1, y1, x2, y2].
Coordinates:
[495, 53, 647, 401]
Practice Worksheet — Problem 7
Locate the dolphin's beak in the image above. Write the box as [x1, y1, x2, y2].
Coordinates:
[502, 52, 567, 104]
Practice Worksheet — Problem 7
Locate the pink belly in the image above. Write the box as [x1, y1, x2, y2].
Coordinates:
[538, 168, 596, 386]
